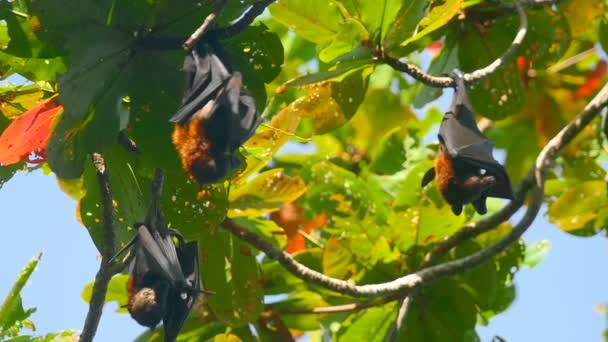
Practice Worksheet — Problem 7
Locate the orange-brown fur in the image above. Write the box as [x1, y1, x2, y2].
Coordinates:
[434, 147, 455, 199]
[172, 116, 212, 181]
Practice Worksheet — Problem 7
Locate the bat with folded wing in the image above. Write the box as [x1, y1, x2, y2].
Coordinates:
[421, 71, 513, 215]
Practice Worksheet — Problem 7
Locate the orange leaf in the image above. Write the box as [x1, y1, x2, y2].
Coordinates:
[576, 60, 607, 98]
[426, 41, 443, 58]
[270, 204, 326, 254]
[0, 96, 62, 165]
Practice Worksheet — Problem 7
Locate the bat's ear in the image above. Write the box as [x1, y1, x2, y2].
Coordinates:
[451, 205, 463, 216]
[421, 168, 436, 187]
[472, 196, 488, 215]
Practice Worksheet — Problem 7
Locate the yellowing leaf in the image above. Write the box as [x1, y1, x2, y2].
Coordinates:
[233, 106, 300, 185]
[548, 180, 607, 232]
[400, 0, 462, 47]
[229, 168, 307, 218]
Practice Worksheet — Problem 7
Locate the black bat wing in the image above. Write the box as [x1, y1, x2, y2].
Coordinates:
[170, 49, 231, 124]
[439, 71, 514, 200]
[162, 241, 200, 342]
[130, 225, 185, 287]
[222, 72, 262, 152]
[440, 116, 513, 199]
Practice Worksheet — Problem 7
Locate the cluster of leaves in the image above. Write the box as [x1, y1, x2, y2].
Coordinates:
[0, 0, 607, 341]
[0, 254, 77, 341]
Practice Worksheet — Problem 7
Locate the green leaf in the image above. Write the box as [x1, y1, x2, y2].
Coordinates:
[81, 274, 129, 313]
[262, 248, 323, 295]
[228, 168, 307, 218]
[323, 237, 354, 279]
[339, 304, 396, 341]
[600, 18, 608, 55]
[347, 87, 417, 151]
[269, 0, 343, 47]
[79, 145, 151, 252]
[548, 180, 608, 234]
[383, 0, 427, 53]
[413, 32, 459, 108]
[0, 254, 41, 336]
[223, 24, 285, 108]
[369, 128, 406, 175]
[458, 8, 570, 119]
[273, 291, 330, 331]
[319, 19, 369, 62]
[232, 105, 301, 185]
[199, 227, 263, 326]
[231, 217, 287, 249]
[400, 0, 462, 48]
[289, 66, 371, 134]
[286, 57, 372, 87]
[300, 161, 389, 225]
[400, 279, 478, 341]
[522, 240, 551, 269]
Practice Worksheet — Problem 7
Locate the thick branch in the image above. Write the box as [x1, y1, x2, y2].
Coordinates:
[80, 154, 117, 342]
[221, 82, 608, 298]
[379, 2, 527, 88]
[213, 0, 275, 39]
[183, 0, 228, 50]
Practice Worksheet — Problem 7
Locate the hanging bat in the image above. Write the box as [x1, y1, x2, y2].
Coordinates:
[421, 71, 513, 215]
[170, 45, 261, 185]
[111, 224, 207, 342]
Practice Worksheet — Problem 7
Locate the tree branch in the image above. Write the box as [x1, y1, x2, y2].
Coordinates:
[221, 82, 608, 298]
[386, 291, 418, 342]
[212, 0, 276, 39]
[80, 153, 117, 342]
[276, 295, 399, 315]
[379, 2, 527, 88]
[183, 0, 228, 50]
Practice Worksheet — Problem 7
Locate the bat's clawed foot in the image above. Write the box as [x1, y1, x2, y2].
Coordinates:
[451, 205, 463, 216]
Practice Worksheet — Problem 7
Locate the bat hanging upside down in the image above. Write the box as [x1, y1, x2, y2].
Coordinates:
[421, 71, 513, 215]
[110, 223, 210, 342]
[170, 44, 261, 185]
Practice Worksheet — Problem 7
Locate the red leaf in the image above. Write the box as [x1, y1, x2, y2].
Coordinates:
[270, 204, 327, 254]
[0, 96, 62, 165]
[576, 60, 607, 98]
[426, 41, 443, 58]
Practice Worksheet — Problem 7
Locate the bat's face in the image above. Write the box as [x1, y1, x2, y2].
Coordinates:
[119, 225, 202, 341]
[432, 144, 498, 215]
[127, 273, 170, 328]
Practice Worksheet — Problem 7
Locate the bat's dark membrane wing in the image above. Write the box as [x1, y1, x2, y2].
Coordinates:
[439, 110, 513, 199]
[162, 241, 200, 342]
[170, 50, 231, 124]
[131, 225, 185, 287]
[219, 72, 262, 152]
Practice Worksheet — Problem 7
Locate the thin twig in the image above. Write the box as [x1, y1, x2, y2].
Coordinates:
[386, 291, 419, 342]
[221, 82, 608, 298]
[80, 153, 117, 342]
[213, 0, 276, 39]
[379, 2, 527, 88]
[547, 47, 597, 74]
[183, 0, 228, 50]
[276, 295, 399, 315]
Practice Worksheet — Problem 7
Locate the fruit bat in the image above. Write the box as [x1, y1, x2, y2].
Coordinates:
[170, 45, 261, 185]
[111, 224, 205, 342]
[421, 71, 513, 215]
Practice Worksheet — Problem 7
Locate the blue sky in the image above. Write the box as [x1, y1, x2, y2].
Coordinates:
[0, 167, 607, 341]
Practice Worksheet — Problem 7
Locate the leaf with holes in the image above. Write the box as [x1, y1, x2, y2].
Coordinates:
[0, 96, 61, 166]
